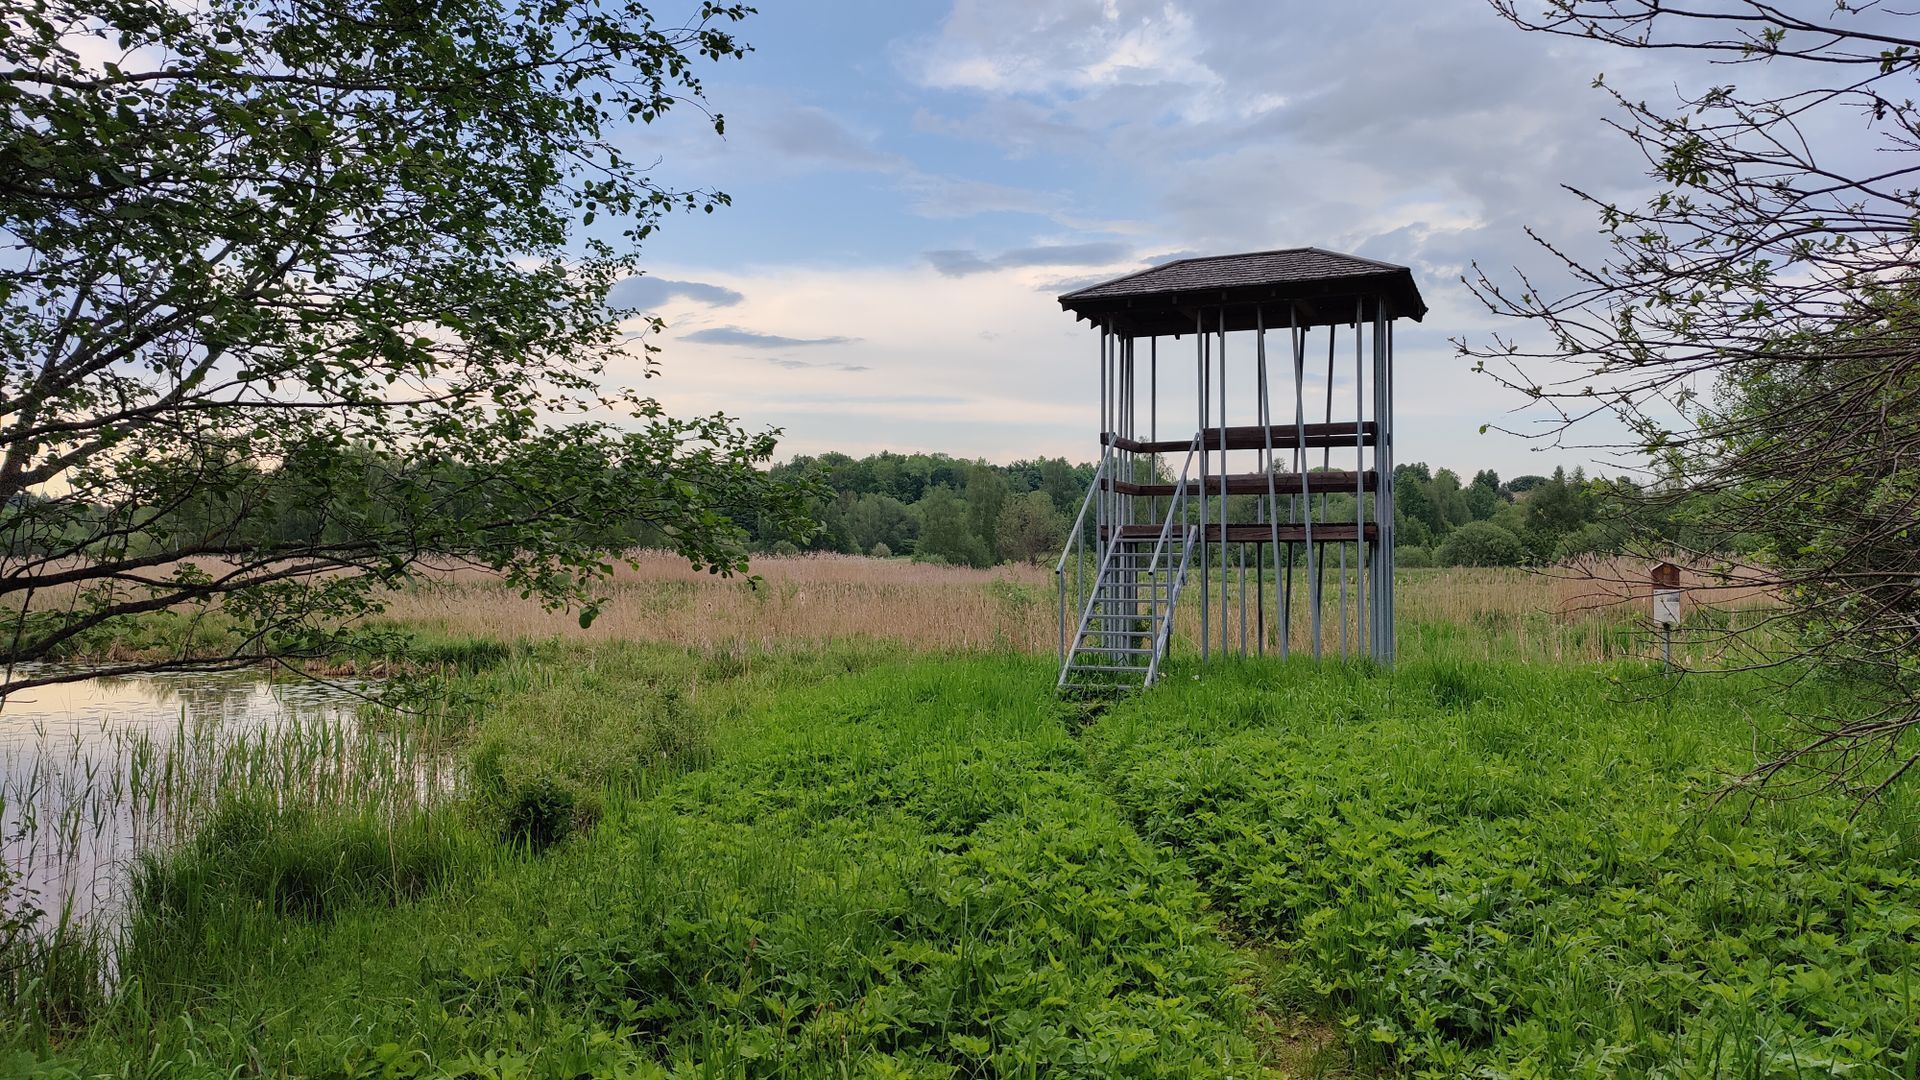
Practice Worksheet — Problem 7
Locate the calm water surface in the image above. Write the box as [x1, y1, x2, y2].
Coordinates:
[1, 668, 372, 927]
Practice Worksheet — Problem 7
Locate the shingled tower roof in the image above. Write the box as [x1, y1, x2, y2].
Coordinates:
[1058, 247, 1426, 336]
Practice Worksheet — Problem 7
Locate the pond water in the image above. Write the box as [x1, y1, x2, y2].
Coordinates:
[1, 668, 395, 929]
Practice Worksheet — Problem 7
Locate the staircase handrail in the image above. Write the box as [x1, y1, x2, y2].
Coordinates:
[1148, 524, 1200, 684]
[1136, 436, 1200, 597]
[1063, 522, 1126, 663]
[1054, 449, 1108, 670]
[1054, 449, 1106, 576]
[1136, 439, 1199, 684]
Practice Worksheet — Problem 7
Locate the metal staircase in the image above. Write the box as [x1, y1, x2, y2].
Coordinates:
[1054, 438, 1199, 693]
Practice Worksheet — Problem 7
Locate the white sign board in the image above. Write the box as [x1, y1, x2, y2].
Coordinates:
[1653, 588, 1682, 628]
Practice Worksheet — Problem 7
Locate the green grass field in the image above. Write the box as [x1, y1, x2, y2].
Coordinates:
[6, 634, 1918, 1078]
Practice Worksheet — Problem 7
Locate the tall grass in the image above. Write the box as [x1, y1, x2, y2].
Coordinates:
[0, 671, 458, 1037]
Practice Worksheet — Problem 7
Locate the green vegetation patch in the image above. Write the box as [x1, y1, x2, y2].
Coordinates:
[17, 645, 1920, 1077]
[1084, 657, 1920, 1078]
[439, 664, 1255, 1075]
[30, 652, 1258, 1078]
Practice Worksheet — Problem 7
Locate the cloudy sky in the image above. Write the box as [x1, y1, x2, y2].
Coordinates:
[613, 0, 1695, 476]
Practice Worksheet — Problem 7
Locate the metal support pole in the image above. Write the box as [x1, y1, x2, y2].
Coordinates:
[1256, 306, 1281, 657]
[1321, 322, 1339, 659]
[1150, 337, 1157, 443]
[1256, 502, 1267, 656]
[1382, 314, 1396, 663]
[1355, 298, 1368, 660]
[1098, 325, 1108, 558]
[1150, 336, 1159, 523]
[1121, 332, 1128, 526]
[1118, 335, 1130, 640]
[1238, 542, 1247, 656]
[1374, 314, 1384, 663]
[1293, 310, 1319, 660]
[1197, 312, 1209, 662]
[1217, 307, 1229, 657]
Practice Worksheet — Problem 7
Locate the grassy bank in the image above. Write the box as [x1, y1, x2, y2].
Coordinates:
[7, 638, 1916, 1076]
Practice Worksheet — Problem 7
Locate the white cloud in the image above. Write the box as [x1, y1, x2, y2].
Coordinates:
[624, 1, 1758, 474]
[612, 251, 1580, 477]
[911, 0, 1221, 103]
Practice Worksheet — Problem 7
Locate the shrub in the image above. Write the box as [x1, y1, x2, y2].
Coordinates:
[1437, 521, 1527, 566]
[1396, 545, 1435, 568]
[869, 541, 892, 558]
[498, 775, 578, 850]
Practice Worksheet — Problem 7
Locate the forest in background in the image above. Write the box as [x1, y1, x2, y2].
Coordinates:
[758, 451, 1641, 569]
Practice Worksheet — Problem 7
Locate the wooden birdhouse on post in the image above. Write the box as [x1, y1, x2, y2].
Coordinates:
[1049, 248, 1427, 692]
[1651, 559, 1683, 669]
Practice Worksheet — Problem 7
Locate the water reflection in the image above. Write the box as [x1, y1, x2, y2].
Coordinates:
[1, 668, 383, 928]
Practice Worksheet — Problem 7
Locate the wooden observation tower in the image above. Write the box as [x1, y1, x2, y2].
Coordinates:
[1050, 248, 1426, 691]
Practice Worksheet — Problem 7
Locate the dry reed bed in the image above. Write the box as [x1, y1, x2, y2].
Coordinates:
[388, 553, 1057, 653]
[384, 552, 1778, 664]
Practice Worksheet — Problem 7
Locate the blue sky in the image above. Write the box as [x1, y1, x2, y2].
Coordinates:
[610, 1, 1698, 477]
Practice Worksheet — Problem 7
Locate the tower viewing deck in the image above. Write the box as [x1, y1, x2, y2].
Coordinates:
[1050, 247, 1425, 692]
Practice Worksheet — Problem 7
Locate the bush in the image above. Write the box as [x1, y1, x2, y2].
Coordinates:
[869, 542, 892, 559]
[1437, 521, 1527, 567]
[1396, 545, 1435, 568]
[471, 739, 598, 848]
[497, 775, 578, 850]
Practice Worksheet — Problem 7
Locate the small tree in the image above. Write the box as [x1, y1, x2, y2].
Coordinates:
[1471, 2, 1920, 798]
[915, 487, 991, 569]
[846, 493, 917, 556]
[1467, 469, 1504, 521]
[1, 0, 815, 695]
[1437, 522, 1528, 568]
[994, 491, 1066, 566]
[964, 465, 1011, 563]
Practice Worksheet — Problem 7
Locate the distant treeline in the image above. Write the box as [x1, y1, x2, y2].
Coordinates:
[755, 451, 1662, 569]
[3, 447, 1660, 572]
